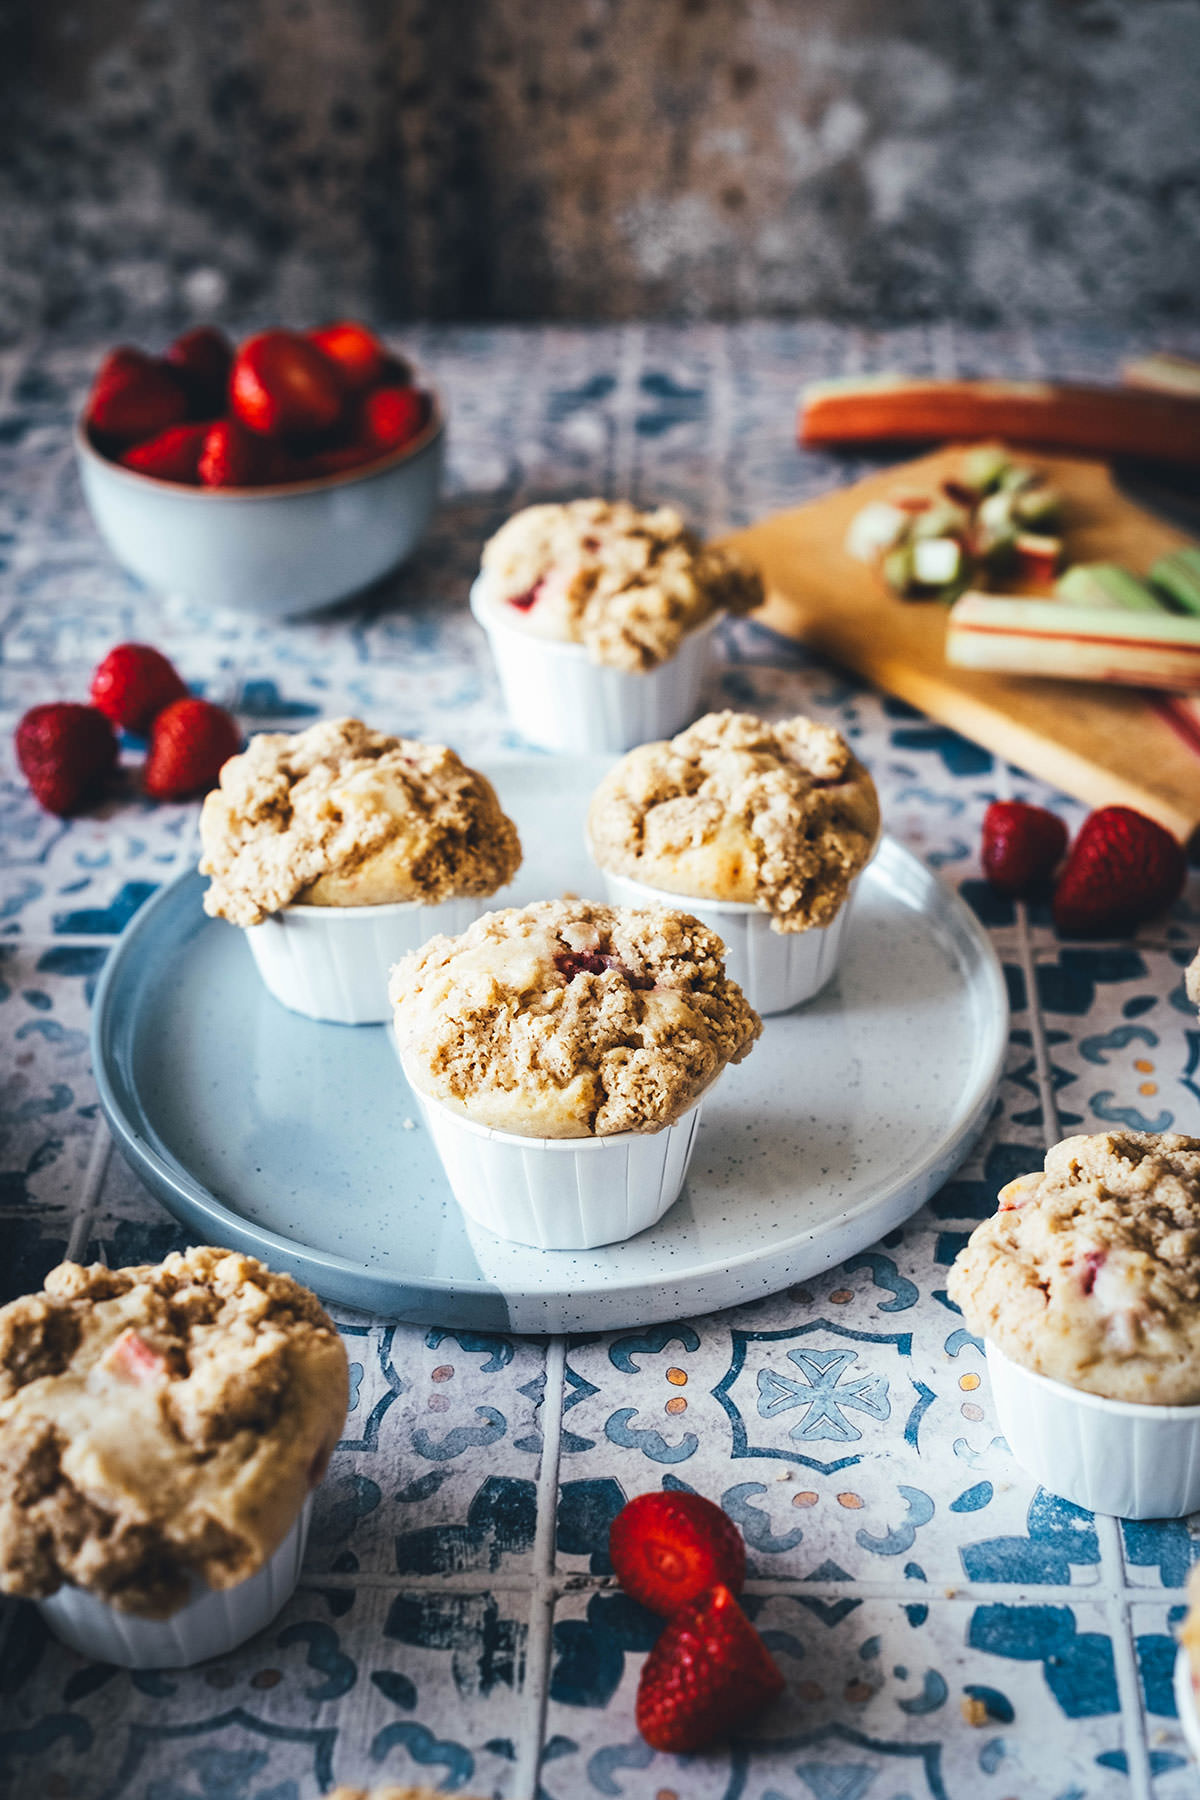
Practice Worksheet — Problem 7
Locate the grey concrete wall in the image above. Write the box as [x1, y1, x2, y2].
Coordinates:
[3, 0, 1199, 340]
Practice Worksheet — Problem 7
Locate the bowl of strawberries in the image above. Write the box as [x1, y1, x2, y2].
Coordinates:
[76, 322, 443, 618]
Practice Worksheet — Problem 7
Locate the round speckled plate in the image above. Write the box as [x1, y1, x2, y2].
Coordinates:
[92, 756, 1007, 1333]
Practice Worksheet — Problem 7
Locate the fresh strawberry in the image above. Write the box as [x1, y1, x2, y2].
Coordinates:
[119, 422, 210, 485]
[198, 418, 269, 488]
[15, 703, 119, 817]
[636, 1585, 784, 1753]
[164, 326, 234, 417]
[90, 643, 189, 735]
[143, 698, 240, 800]
[611, 1491, 746, 1614]
[359, 385, 427, 454]
[981, 800, 1068, 898]
[1053, 805, 1187, 935]
[230, 331, 344, 439]
[85, 347, 188, 448]
[307, 320, 387, 393]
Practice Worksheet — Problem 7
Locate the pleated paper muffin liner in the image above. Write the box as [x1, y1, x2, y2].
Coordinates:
[245, 892, 488, 1025]
[469, 575, 719, 755]
[590, 834, 879, 1016]
[986, 1341, 1200, 1519]
[405, 1066, 719, 1250]
[35, 1496, 313, 1670]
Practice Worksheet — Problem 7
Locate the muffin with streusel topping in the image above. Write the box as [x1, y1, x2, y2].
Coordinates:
[390, 898, 760, 1248]
[588, 710, 880, 1012]
[199, 717, 521, 1023]
[947, 1131, 1200, 1518]
[0, 1246, 348, 1664]
[470, 500, 763, 753]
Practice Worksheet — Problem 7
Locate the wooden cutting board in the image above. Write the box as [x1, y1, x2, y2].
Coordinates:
[720, 446, 1200, 844]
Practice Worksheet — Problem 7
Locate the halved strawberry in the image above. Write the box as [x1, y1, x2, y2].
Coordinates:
[636, 1585, 784, 1753]
[119, 422, 210, 485]
[164, 326, 234, 417]
[1052, 806, 1186, 935]
[609, 1490, 745, 1615]
[198, 418, 269, 488]
[981, 800, 1068, 898]
[307, 320, 387, 393]
[143, 697, 241, 800]
[15, 703, 119, 817]
[230, 331, 345, 439]
[359, 385, 427, 454]
[91, 643, 189, 735]
[86, 348, 188, 449]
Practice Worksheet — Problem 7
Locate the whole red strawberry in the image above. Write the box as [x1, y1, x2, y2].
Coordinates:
[360, 386, 427, 454]
[610, 1491, 745, 1616]
[119, 423, 210, 485]
[15, 704, 119, 817]
[143, 698, 240, 800]
[636, 1584, 784, 1753]
[86, 348, 188, 448]
[307, 321, 387, 393]
[1053, 806, 1186, 935]
[90, 643, 189, 735]
[164, 326, 234, 417]
[231, 331, 344, 439]
[981, 800, 1068, 898]
[198, 419, 268, 488]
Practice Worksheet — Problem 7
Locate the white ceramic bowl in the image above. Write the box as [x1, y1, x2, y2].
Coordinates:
[986, 1340, 1200, 1518]
[1175, 1644, 1200, 1762]
[469, 575, 719, 754]
[246, 891, 490, 1025]
[36, 1496, 312, 1669]
[403, 1067, 717, 1250]
[75, 396, 444, 618]
[590, 835, 879, 1016]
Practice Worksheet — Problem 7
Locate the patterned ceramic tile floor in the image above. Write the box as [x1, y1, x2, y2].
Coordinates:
[2, 322, 1200, 1800]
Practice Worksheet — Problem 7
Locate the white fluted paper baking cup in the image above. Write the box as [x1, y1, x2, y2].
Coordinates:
[1175, 1645, 1200, 1762]
[469, 575, 719, 754]
[35, 1496, 313, 1669]
[986, 1342, 1200, 1519]
[406, 1070, 717, 1250]
[245, 892, 488, 1025]
[591, 836, 877, 1015]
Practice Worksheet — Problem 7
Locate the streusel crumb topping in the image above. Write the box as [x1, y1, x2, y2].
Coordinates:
[200, 718, 521, 927]
[390, 898, 761, 1137]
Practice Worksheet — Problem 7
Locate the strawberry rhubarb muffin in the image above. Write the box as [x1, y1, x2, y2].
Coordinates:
[587, 710, 880, 1013]
[470, 499, 764, 753]
[200, 717, 521, 1023]
[0, 1246, 348, 1665]
[948, 1131, 1200, 1516]
[389, 898, 761, 1247]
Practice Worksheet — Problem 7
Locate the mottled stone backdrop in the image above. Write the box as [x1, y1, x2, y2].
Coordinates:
[3, 0, 1200, 340]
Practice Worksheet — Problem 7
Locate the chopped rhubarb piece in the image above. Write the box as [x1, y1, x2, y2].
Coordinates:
[1079, 1249, 1106, 1295]
[1015, 532, 1063, 584]
[508, 583, 543, 613]
[554, 949, 653, 989]
[104, 1327, 167, 1383]
[912, 537, 963, 587]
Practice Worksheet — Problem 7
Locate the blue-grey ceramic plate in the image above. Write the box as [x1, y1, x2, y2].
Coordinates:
[92, 757, 1008, 1333]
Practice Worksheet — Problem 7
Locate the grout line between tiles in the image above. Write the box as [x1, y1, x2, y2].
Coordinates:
[513, 1333, 567, 1800]
[1105, 1575, 1154, 1800]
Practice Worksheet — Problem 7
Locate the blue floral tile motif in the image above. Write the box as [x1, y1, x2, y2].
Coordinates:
[714, 1322, 916, 1473]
